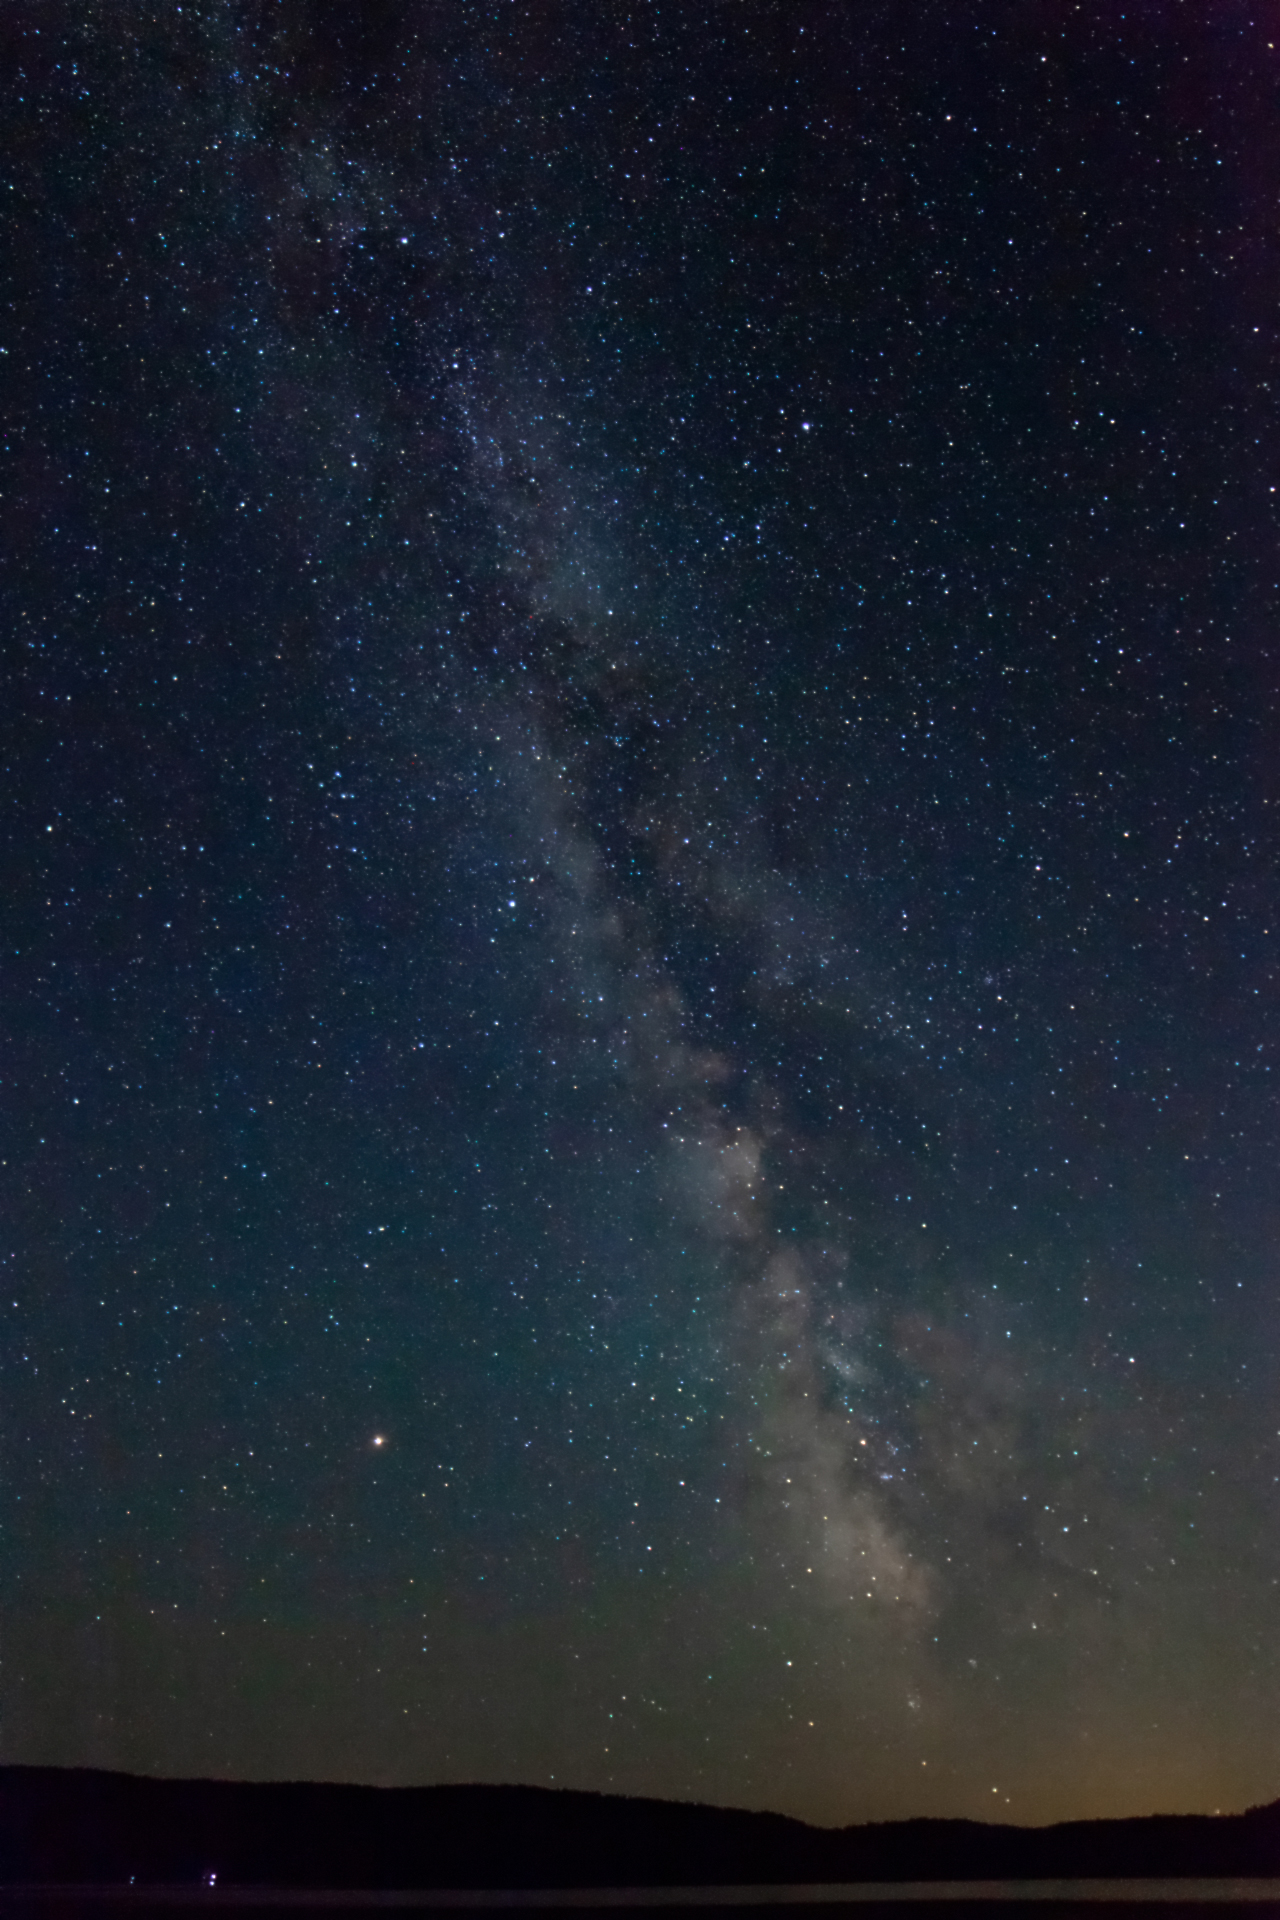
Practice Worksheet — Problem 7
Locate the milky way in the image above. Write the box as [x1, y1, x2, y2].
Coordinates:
[4, 0, 1278, 1827]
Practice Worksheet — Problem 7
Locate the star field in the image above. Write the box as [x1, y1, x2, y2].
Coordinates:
[2, 0, 1278, 1829]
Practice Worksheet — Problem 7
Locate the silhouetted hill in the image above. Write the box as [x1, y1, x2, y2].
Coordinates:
[2, 1768, 1278, 1887]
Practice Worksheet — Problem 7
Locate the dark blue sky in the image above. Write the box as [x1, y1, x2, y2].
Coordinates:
[3, 0, 1277, 1825]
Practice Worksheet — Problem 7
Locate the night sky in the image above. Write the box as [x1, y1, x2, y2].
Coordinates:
[4, 0, 1278, 1831]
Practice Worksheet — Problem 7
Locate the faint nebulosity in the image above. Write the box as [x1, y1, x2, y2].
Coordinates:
[2, 0, 1277, 1829]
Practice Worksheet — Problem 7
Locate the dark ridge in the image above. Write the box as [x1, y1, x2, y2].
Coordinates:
[2, 1769, 1279, 1888]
